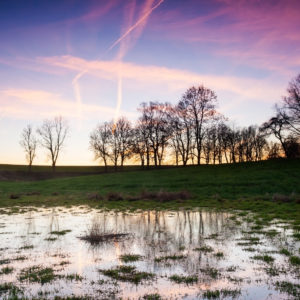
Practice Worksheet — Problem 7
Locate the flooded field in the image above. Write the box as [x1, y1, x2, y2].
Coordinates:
[0, 207, 299, 299]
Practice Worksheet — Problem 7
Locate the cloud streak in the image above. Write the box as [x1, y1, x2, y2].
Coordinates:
[39, 55, 285, 102]
[0, 89, 137, 120]
[149, 0, 300, 74]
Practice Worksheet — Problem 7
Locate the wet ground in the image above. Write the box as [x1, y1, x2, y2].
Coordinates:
[0, 207, 299, 299]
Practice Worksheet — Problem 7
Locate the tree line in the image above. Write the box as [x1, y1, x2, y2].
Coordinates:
[20, 74, 300, 170]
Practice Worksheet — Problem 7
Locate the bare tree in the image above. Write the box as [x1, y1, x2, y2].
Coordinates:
[132, 123, 147, 167]
[20, 124, 37, 171]
[168, 103, 193, 166]
[267, 142, 282, 159]
[280, 73, 300, 135]
[37, 116, 69, 170]
[179, 86, 218, 165]
[138, 102, 172, 167]
[260, 114, 289, 157]
[113, 117, 133, 168]
[262, 74, 300, 158]
[90, 122, 111, 171]
[137, 103, 153, 167]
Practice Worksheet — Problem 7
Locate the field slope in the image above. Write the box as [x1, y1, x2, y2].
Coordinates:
[0, 159, 299, 222]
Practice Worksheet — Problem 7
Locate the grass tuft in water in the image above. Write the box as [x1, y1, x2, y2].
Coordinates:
[142, 293, 162, 300]
[169, 274, 198, 284]
[203, 289, 241, 299]
[65, 273, 83, 281]
[214, 251, 224, 258]
[275, 281, 300, 298]
[18, 265, 56, 284]
[293, 232, 300, 240]
[0, 282, 22, 297]
[119, 254, 142, 263]
[99, 265, 154, 284]
[242, 247, 256, 252]
[252, 255, 274, 264]
[0, 259, 11, 265]
[289, 256, 300, 266]
[14, 256, 27, 261]
[279, 248, 291, 256]
[0, 266, 14, 275]
[19, 245, 34, 250]
[194, 246, 213, 253]
[200, 267, 220, 279]
[154, 255, 186, 263]
[45, 237, 57, 241]
[50, 230, 72, 235]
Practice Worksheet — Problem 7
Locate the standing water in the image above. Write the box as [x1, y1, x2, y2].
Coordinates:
[0, 207, 299, 299]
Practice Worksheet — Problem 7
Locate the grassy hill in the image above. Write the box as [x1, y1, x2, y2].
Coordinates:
[0, 159, 299, 222]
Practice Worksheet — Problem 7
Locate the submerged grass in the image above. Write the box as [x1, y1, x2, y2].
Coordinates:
[99, 265, 154, 284]
[279, 248, 291, 256]
[200, 267, 220, 279]
[119, 254, 142, 263]
[289, 256, 300, 266]
[275, 281, 300, 298]
[0, 266, 14, 275]
[203, 289, 241, 299]
[154, 255, 186, 263]
[194, 246, 213, 253]
[0, 283, 22, 297]
[65, 273, 83, 281]
[252, 255, 275, 264]
[142, 294, 162, 300]
[18, 265, 56, 284]
[169, 274, 198, 284]
[50, 230, 71, 235]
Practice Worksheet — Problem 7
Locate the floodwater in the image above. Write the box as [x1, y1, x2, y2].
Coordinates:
[0, 207, 299, 299]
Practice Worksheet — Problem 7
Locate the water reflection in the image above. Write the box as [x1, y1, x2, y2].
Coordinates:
[0, 207, 299, 299]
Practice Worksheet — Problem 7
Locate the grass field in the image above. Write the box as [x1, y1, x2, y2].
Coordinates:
[0, 159, 299, 223]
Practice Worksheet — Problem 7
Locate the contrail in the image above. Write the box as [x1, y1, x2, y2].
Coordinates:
[110, 0, 164, 124]
[72, 0, 165, 125]
[108, 0, 164, 52]
[114, 69, 123, 123]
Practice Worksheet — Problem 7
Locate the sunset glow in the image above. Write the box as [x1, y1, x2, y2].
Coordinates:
[1, 0, 299, 165]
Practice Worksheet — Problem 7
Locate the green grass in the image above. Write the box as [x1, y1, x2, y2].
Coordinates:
[0, 259, 11, 265]
[0, 159, 299, 223]
[0, 266, 14, 275]
[0, 283, 22, 297]
[194, 246, 214, 253]
[279, 248, 291, 256]
[200, 267, 220, 279]
[0, 164, 148, 173]
[169, 274, 198, 284]
[214, 251, 224, 258]
[275, 281, 300, 298]
[99, 265, 154, 284]
[154, 255, 186, 263]
[50, 230, 72, 236]
[252, 255, 275, 264]
[18, 266, 56, 284]
[289, 256, 300, 266]
[65, 273, 83, 281]
[119, 254, 143, 263]
[142, 294, 162, 300]
[203, 289, 241, 299]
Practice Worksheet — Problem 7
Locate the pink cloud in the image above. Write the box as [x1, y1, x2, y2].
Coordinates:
[38, 55, 285, 102]
[149, 0, 300, 73]
[0, 89, 137, 120]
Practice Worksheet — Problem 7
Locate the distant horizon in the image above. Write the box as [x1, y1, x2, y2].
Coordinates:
[1, 0, 299, 165]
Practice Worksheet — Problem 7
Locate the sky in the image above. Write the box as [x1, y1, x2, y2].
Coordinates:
[0, 0, 300, 165]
